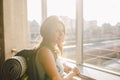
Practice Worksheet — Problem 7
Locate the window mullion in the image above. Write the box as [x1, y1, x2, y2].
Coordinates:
[41, 0, 47, 22]
[76, 0, 83, 64]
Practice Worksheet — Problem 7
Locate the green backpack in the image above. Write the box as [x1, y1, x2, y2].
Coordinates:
[2, 49, 39, 80]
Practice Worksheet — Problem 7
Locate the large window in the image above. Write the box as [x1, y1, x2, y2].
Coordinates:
[47, 0, 77, 61]
[26, 0, 120, 76]
[83, 0, 120, 75]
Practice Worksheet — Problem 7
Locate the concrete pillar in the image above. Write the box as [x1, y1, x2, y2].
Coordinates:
[3, 0, 29, 59]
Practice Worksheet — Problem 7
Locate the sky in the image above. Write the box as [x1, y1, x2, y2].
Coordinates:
[84, 0, 120, 26]
[27, 0, 41, 24]
[27, 0, 75, 24]
[27, 0, 120, 26]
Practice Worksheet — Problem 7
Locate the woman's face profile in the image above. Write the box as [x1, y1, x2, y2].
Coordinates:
[49, 23, 65, 44]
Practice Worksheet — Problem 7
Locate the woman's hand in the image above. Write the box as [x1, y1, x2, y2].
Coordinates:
[71, 67, 80, 76]
[63, 63, 72, 73]
[63, 63, 80, 76]
[63, 66, 80, 80]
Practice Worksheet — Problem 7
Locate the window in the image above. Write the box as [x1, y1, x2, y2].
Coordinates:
[83, 0, 120, 75]
[27, 0, 120, 76]
[27, 0, 42, 47]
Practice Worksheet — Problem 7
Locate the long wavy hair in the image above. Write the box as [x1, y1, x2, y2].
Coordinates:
[35, 15, 65, 54]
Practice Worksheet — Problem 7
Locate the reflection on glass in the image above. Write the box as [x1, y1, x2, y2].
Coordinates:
[47, 0, 76, 60]
[83, 0, 120, 75]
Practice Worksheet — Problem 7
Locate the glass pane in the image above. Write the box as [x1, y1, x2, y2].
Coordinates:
[47, 0, 76, 60]
[27, 0, 41, 47]
[83, 0, 120, 75]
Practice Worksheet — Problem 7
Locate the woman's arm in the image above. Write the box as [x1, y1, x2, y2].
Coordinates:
[37, 48, 62, 80]
[37, 48, 80, 80]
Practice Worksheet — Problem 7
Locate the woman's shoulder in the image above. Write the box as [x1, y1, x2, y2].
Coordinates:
[36, 47, 57, 65]
[37, 46, 57, 60]
[37, 47, 51, 55]
[37, 46, 57, 59]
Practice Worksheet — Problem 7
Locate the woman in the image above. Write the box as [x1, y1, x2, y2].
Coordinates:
[35, 16, 80, 80]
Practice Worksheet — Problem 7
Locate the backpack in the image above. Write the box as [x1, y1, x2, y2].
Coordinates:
[2, 49, 39, 80]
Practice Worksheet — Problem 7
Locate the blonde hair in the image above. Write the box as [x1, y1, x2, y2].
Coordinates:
[40, 16, 65, 38]
[36, 16, 65, 54]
